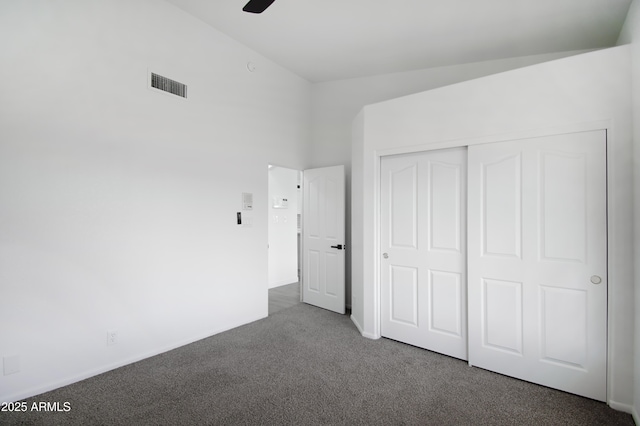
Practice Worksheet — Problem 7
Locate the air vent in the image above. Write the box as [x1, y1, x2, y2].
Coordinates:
[150, 72, 187, 98]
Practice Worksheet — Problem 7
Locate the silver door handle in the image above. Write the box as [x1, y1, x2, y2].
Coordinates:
[590, 275, 602, 285]
[383, 253, 388, 259]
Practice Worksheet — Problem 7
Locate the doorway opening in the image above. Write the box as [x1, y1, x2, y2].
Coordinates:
[267, 164, 347, 315]
[267, 165, 302, 314]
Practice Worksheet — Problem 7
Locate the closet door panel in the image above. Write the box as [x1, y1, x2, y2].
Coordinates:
[468, 130, 607, 402]
[381, 148, 467, 360]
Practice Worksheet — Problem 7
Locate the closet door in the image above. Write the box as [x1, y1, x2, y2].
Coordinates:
[467, 130, 607, 401]
[380, 148, 467, 360]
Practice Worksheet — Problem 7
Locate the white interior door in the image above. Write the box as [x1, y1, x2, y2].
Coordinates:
[380, 148, 467, 360]
[302, 165, 345, 314]
[467, 130, 607, 401]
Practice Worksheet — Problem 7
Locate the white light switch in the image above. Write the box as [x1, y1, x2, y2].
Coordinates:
[242, 193, 253, 210]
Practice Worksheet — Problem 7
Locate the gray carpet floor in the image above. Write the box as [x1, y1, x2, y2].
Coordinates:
[268, 282, 301, 315]
[1, 301, 634, 425]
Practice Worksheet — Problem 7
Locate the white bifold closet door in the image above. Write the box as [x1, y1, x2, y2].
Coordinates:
[380, 147, 468, 360]
[467, 130, 607, 401]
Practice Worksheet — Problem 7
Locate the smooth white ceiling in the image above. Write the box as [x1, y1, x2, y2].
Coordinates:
[164, 0, 632, 82]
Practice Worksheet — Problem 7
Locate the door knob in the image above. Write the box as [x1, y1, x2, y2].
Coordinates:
[383, 253, 388, 259]
[330, 244, 344, 250]
[590, 275, 602, 285]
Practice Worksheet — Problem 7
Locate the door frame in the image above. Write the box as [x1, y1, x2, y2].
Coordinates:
[372, 120, 615, 403]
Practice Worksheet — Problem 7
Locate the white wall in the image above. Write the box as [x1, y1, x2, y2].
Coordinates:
[352, 46, 634, 409]
[617, 1, 640, 422]
[312, 49, 595, 168]
[0, 0, 310, 402]
[268, 166, 299, 288]
[311, 49, 593, 308]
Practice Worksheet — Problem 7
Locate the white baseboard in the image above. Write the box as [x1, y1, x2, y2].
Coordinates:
[609, 400, 635, 415]
[632, 406, 639, 425]
[1, 313, 266, 404]
[268, 278, 299, 289]
[350, 314, 379, 340]
[350, 314, 364, 335]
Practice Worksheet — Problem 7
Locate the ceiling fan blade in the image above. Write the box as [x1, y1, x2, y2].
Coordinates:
[243, 0, 276, 14]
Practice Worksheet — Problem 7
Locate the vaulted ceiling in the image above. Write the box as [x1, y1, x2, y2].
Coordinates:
[165, 0, 632, 82]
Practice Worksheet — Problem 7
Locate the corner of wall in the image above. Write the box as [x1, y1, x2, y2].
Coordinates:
[616, 0, 640, 420]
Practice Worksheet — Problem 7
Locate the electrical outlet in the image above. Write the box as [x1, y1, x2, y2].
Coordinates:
[107, 330, 118, 346]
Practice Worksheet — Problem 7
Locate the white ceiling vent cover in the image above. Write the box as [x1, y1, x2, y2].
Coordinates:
[150, 72, 187, 99]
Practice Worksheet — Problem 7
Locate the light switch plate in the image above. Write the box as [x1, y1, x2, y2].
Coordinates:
[242, 193, 253, 210]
